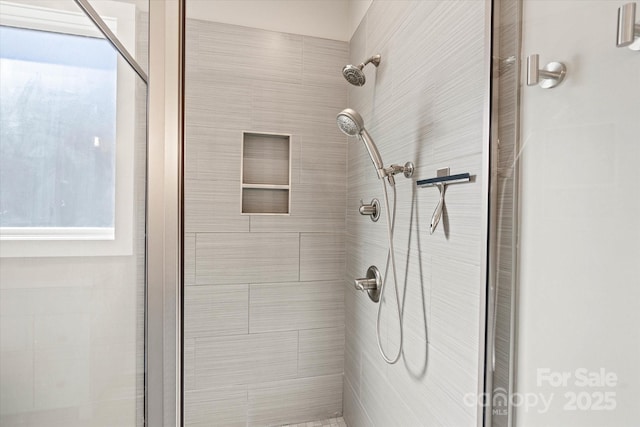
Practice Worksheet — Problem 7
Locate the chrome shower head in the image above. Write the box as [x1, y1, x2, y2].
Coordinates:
[336, 108, 385, 178]
[342, 65, 366, 86]
[342, 54, 381, 86]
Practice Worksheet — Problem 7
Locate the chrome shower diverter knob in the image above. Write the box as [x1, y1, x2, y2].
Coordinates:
[354, 278, 377, 291]
[354, 266, 381, 303]
[359, 198, 380, 221]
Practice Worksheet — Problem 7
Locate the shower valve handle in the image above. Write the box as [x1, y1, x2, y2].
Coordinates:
[354, 266, 381, 303]
[354, 278, 377, 291]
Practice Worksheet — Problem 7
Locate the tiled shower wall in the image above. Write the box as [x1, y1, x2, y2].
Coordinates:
[344, 1, 487, 426]
[183, 20, 348, 426]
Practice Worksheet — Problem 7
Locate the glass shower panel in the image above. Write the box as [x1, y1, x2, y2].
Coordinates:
[0, 1, 148, 425]
[514, 1, 640, 426]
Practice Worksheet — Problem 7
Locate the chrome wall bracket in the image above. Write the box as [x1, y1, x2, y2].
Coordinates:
[526, 54, 567, 89]
[417, 168, 472, 234]
[384, 161, 414, 185]
[617, 3, 640, 50]
[354, 266, 381, 303]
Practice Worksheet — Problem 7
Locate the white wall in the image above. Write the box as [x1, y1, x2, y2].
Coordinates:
[187, 0, 350, 41]
[517, 1, 640, 425]
[347, 0, 371, 38]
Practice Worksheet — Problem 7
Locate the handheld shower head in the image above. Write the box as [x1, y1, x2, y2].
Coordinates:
[336, 108, 364, 136]
[337, 108, 385, 178]
[342, 54, 381, 86]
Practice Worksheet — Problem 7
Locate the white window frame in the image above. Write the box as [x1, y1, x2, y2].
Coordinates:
[0, 0, 136, 257]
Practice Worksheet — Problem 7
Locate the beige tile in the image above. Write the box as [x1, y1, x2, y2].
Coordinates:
[429, 257, 481, 372]
[247, 374, 342, 427]
[184, 338, 196, 391]
[302, 37, 348, 87]
[194, 21, 303, 84]
[184, 385, 247, 427]
[184, 233, 196, 285]
[185, 284, 248, 338]
[299, 327, 344, 377]
[249, 183, 346, 233]
[249, 281, 344, 333]
[300, 233, 345, 282]
[194, 332, 298, 388]
[195, 233, 299, 285]
[185, 126, 242, 181]
[185, 179, 249, 233]
[360, 352, 423, 427]
[342, 377, 374, 427]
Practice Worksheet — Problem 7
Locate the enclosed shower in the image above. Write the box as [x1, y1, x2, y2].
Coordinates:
[0, 0, 638, 426]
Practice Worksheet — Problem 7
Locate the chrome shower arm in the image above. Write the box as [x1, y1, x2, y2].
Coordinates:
[361, 54, 381, 68]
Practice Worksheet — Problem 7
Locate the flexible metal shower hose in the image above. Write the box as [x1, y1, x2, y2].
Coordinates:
[376, 178, 403, 364]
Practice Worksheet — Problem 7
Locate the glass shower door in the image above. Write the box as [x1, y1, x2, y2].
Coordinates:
[515, 1, 640, 426]
[0, 1, 148, 425]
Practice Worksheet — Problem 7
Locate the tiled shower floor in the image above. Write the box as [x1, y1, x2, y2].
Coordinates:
[280, 417, 347, 427]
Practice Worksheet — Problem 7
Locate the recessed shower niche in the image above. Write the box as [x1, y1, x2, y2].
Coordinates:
[241, 131, 291, 214]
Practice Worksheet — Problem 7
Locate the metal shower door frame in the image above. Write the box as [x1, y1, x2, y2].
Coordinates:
[73, 0, 148, 84]
[74, 0, 186, 425]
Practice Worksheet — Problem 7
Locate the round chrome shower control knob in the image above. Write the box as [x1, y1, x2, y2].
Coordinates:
[359, 199, 380, 222]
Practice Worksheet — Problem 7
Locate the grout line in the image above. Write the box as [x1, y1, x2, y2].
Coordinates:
[296, 330, 300, 378]
[298, 232, 301, 282]
[193, 233, 197, 286]
[247, 283, 251, 334]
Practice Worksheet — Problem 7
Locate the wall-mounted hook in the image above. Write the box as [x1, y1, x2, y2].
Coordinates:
[526, 54, 567, 89]
[617, 3, 640, 50]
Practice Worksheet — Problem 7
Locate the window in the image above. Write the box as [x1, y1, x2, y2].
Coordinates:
[0, 1, 137, 257]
